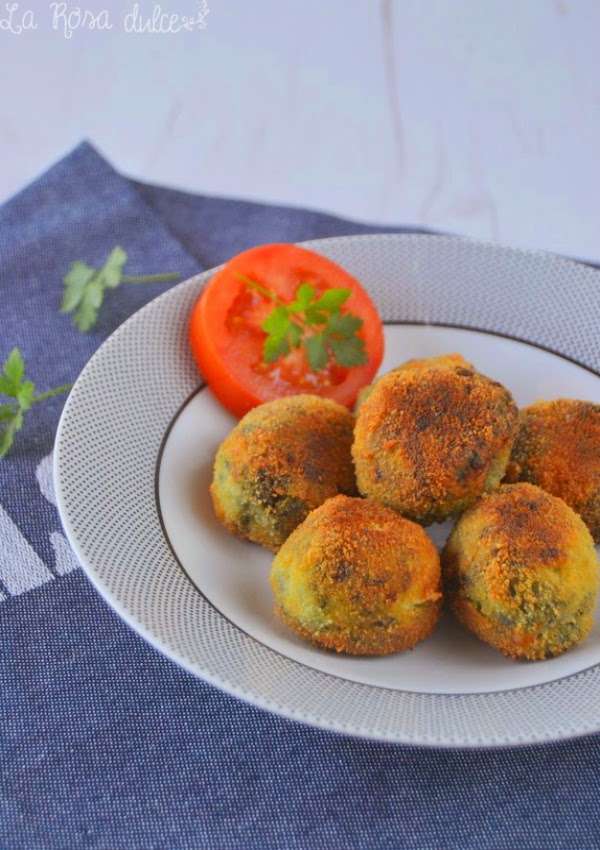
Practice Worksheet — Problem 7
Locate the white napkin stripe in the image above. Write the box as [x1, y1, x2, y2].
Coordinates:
[0, 451, 80, 602]
[0, 502, 54, 595]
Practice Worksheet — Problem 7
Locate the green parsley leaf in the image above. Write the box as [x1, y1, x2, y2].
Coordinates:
[289, 283, 316, 313]
[61, 246, 178, 332]
[99, 245, 128, 288]
[304, 333, 328, 372]
[73, 278, 105, 332]
[262, 307, 293, 362]
[0, 348, 73, 459]
[325, 311, 364, 337]
[18, 380, 35, 410]
[323, 312, 367, 367]
[0, 410, 23, 459]
[264, 336, 289, 362]
[303, 305, 328, 327]
[61, 262, 96, 313]
[0, 405, 15, 424]
[327, 335, 367, 367]
[241, 277, 370, 374]
[287, 323, 303, 348]
[312, 288, 351, 312]
[0, 349, 30, 458]
[0, 375, 15, 397]
[3, 347, 25, 390]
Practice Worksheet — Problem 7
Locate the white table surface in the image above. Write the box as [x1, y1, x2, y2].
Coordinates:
[1, 0, 599, 262]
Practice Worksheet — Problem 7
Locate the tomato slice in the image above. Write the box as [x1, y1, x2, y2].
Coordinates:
[189, 243, 384, 418]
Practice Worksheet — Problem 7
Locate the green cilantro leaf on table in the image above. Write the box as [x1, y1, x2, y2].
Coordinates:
[236, 275, 368, 372]
[0, 348, 73, 459]
[61, 246, 179, 332]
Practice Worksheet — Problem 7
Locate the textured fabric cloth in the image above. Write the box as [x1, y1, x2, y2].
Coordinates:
[1, 141, 599, 849]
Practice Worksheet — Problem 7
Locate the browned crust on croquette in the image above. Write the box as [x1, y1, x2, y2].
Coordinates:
[354, 353, 473, 413]
[353, 361, 519, 524]
[273, 600, 440, 655]
[270, 495, 442, 655]
[395, 352, 474, 374]
[211, 394, 358, 551]
[505, 399, 600, 542]
[443, 483, 599, 660]
[449, 593, 594, 661]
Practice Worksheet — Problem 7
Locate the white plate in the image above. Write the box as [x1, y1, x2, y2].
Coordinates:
[54, 234, 600, 747]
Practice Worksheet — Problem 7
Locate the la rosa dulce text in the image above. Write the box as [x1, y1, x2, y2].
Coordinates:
[0, 2, 209, 36]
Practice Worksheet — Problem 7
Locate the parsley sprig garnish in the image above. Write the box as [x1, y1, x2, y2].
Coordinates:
[61, 246, 179, 332]
[237, 274, 368, 372]
[0, 349, 72, 459]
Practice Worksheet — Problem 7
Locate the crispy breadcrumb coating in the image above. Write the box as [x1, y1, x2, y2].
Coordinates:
[270, 495, 442, 655]
[354, 353, 472, 412]
[352, 356, 519, 524]
[504, 399, 600, 542]
[211, 394, 357, 552]
[443, 482, 599, 660]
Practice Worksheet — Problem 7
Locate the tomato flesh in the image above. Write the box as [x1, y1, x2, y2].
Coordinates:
[189, 243, 384, 418]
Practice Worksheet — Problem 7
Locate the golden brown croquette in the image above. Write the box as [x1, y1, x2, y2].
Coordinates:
[210, 394, 357, 552]
[504, 399, 600, 543]
[352, 356, 519, 525]
[270, 495, 442, 655]
[442, 482, 599, 660]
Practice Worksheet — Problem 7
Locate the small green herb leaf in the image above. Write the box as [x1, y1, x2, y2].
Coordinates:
[324, 311, 367, 367]
[242, 277, 369, 373]
[99, 245, 128, 288]
[0, 349, 75, 459]
[18, 380, 35, 410]
[61, 262, 96, 313]
[0, 375, 15, 397]
[264, 335, 290, 363]
[0, 405, 15, 424]
[262, 305, 290, 335]
[287, 323, 303, 349]
[262, 307, 293, 362]
[0, 348, 33, 457]
[73, 278, 105, 333]
[304, 333, 328, 372]
[312, 288, 351, 312]
[328, 335, 367, 367]
[63, 260, 96, 288]
[0, 411, 23, 459]
[289, 283, 316, 313]
[62, 246, 178, 332]
[3, 348, 25, 390]
[303, 306, 328, 327]
[326, 311, 364, 337]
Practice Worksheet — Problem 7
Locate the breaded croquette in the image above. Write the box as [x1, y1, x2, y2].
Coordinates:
[270, 495, 442, 655]
[352, 356, 519, 525]
[211, 394, 357, 552]
[504, 399, 600, 543]
[443, 482, 599, 660]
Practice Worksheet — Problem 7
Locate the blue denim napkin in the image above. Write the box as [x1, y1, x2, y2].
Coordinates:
[1, 142, 599, 850]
